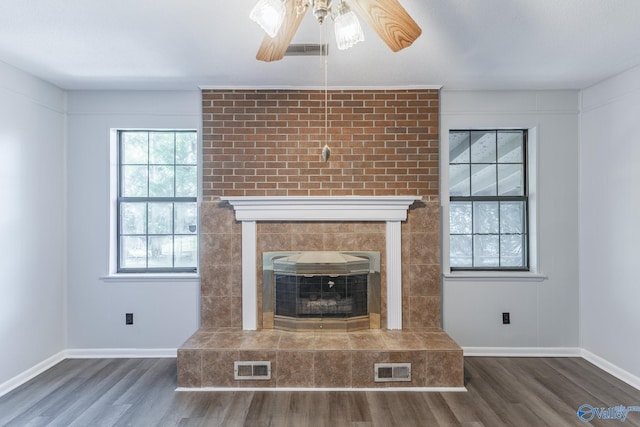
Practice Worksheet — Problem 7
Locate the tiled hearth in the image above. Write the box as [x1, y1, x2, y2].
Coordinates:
[178, 328, 463, 389]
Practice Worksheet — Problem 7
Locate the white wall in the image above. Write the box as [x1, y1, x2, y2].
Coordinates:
[0, 62, 66, 385]
[441, 91, 581, 350]
[65, 91, 200, 350]
[580, 66, 640, 378]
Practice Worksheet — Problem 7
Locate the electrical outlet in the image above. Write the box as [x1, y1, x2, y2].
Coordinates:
[125, 313, 134, 325]
[502, 312, 510, 325]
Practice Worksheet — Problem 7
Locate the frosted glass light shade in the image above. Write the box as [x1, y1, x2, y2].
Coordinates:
[250, 0, 286, 38]
[334, 8, 364, 50]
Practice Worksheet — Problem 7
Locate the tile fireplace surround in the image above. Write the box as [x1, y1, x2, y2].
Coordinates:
[177, 196, 464, 390]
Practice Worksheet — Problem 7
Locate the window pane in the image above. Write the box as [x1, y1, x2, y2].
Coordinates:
[498, 164, 524, 196]
[450, 235, 472, 267]
[450, 202, 472, 234]
[449, 164, 470, 196]
[449, 131, 470, 164]
[122, 132, 148, 164]
[121, 165, 148, 197]
[471, 164, 497, 196]
[176, 166, 197, 197]
[121, 236, 147, 269]
[470, 131, 496, 163]
[474, 202, 499, 234]
[500, 202, 526, 234]
[120, 202, 147, 235]
[474, 235, 499, 267]
[148, 203, 173, 234]
[148, 236, 173, 268]
[149, 166, 175, 197]
[175, 203, 198, 234]
[498, 131, 523, 163]
[500, 234, 525, 267]
[176, 132, 197, 164]
[175, 236, 197, 268]
[150, 132, 175, 165]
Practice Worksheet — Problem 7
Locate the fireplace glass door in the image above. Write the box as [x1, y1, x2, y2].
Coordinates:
[275, 273, 368, 319]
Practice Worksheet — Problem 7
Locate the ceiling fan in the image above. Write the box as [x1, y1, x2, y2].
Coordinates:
[250, 0, 422, 62]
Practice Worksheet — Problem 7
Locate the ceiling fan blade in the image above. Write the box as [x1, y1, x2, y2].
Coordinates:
[349, 0, 422, 52]
[256, 0, 309, 62]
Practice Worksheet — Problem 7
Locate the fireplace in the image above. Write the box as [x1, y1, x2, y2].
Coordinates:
[263, 251, 381, 331]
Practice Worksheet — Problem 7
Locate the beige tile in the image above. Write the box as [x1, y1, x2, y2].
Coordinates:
[381, 331, 424, 350]
[314, 351, 352, 388]
[409, 233, 440, 265]
[201, 296, 232, 328]
[348, 331, 387, 350]
[201, 350, 238, 387]
[426, 351, 464, 387]
[314, 333, 351, 350]
[291, 233, 324, 251]
[258, 233, 292, 252]
[239, 330, 283, 350]
[278, 332, 319, 350]
[409, 264, 441, 297]
[177, 349, 201, 388]
[206, 330, 246, 349]
[179, 330, 216, 349]
[276, 351, 315, 387]
[414, 332, 462, 351]
[408, 296, 441, 329]
[351, 351, 388, 388]
[408, 201, 440, 234]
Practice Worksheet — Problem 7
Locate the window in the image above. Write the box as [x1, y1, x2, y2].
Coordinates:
[449, 130, 528, 270]
[117, 130, 198, 273]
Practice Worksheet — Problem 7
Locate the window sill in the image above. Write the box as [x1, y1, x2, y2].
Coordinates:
[443, 271, 547, 282]
[100, 273, 200, 283]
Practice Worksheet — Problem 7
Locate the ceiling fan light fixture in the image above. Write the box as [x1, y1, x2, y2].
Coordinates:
[333, 1, 364, 50]
[250, 0, 287, 38]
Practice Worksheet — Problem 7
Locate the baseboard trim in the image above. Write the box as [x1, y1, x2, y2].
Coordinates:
[463, 347, 582, 357]
[176, 386, 468, 393]
[581, 349, 640, 391]
[65, 348, 177, 358]
[0, 350, 66, 398]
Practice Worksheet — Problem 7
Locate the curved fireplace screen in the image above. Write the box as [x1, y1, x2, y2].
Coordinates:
[263, 251, 381, 331]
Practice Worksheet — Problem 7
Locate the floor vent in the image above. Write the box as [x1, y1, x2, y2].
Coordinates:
[374, 363, 412, 382]
[234, 361, 271, 380]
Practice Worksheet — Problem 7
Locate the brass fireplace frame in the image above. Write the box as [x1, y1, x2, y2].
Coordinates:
[262, 251, 381, 331]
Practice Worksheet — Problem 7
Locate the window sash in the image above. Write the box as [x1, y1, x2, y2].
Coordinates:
[116, 130, 198, 273]
[449, 130, 529, 271]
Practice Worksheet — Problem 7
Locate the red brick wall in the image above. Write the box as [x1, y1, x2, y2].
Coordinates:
[201, 89, 439, 201]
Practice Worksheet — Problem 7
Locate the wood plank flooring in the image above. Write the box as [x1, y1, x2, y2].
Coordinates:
[1, 357, 639, 426]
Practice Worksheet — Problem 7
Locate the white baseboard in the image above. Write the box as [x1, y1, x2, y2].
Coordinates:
[463, 347, 582, 357]
[176, 386, 468, 393]
[65, 348, 177, 358]
[0, 350, 66, 398]
[581, 349, 640, 391]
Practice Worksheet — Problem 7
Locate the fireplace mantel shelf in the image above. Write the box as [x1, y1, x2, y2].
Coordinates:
[222, 196, 422, 222]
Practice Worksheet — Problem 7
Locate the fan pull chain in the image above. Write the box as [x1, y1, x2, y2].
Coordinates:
[321, 20, 331, 162]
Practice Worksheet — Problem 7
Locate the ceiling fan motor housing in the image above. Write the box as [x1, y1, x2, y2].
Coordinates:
[313, 0, 331, 23]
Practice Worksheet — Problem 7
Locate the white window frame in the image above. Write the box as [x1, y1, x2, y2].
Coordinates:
[442, 125, 545, 282]
[103, 128, 200, 282]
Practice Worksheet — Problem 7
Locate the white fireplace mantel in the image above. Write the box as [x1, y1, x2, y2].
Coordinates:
[221, 196, 421, 330]
[222, 196, 420, 222]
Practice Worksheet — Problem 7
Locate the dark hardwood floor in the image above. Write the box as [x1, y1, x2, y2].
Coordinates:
[1, 357, 639, 426]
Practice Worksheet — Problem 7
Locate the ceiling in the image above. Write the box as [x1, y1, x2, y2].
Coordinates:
[1, 0, 639, 91]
